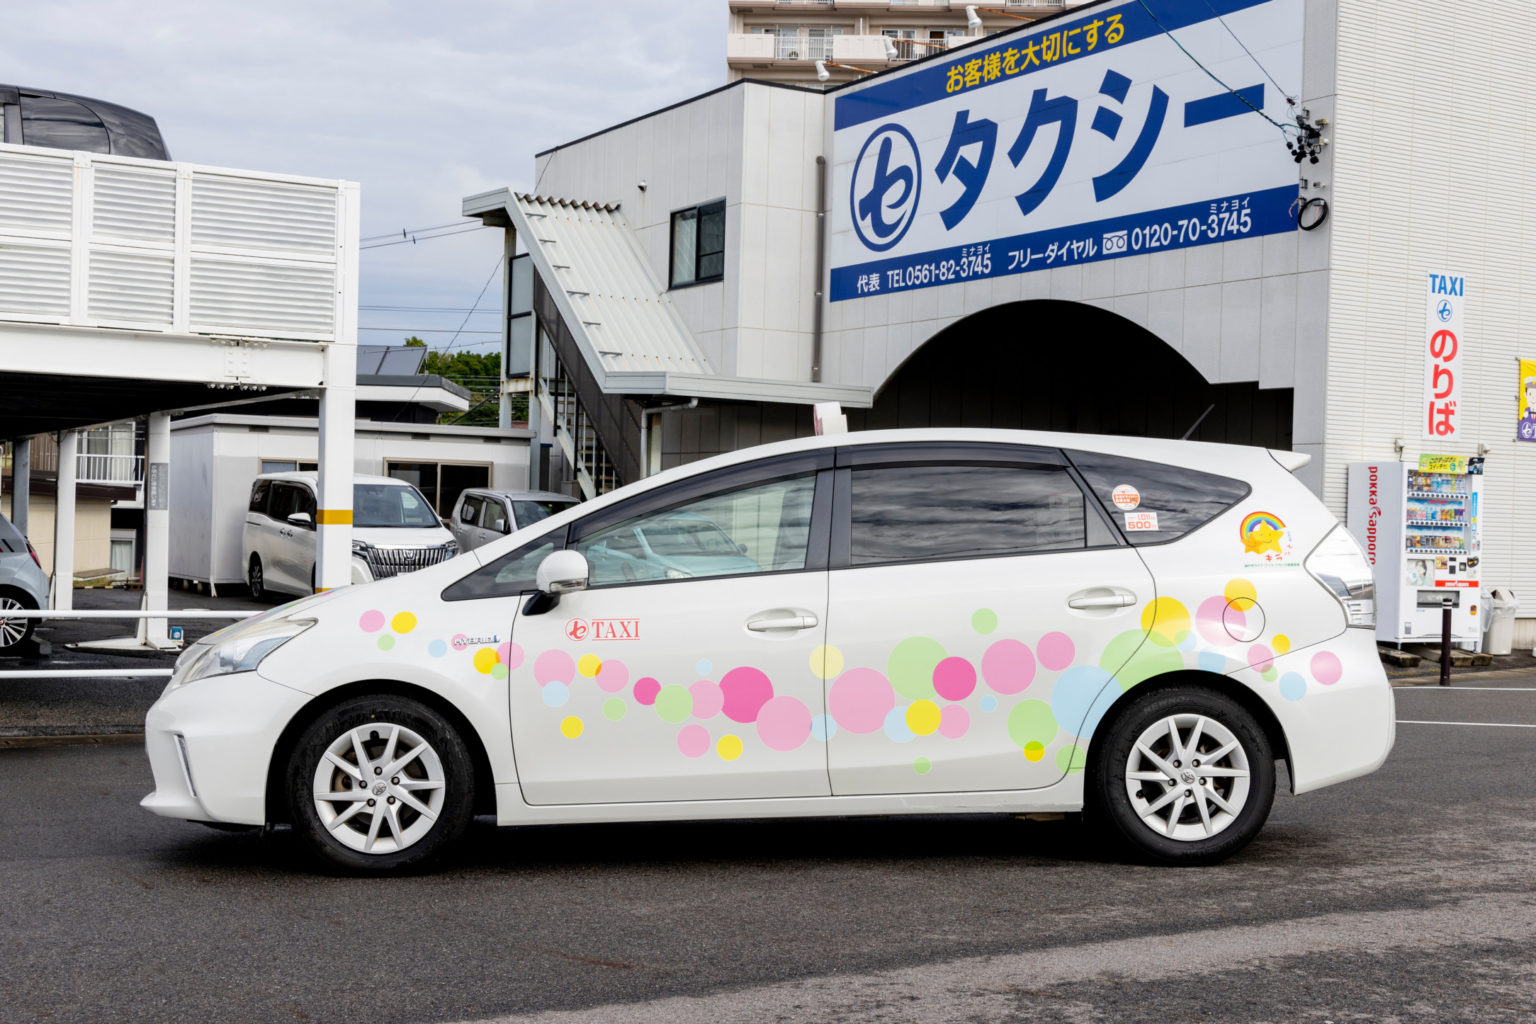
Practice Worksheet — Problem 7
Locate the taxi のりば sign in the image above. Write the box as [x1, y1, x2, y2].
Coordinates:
[829, 0, 1304, 301]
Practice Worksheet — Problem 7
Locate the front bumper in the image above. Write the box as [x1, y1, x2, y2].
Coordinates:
[141, 671, 311, 826]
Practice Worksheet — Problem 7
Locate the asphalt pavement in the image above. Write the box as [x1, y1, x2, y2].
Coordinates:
[3, 677, 1536, 1023]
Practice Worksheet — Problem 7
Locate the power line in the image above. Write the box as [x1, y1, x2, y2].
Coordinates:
[360, 220, 467, 243]
[361, 225, 485, 251]
[359, 327, 502, 334]
[1135, 0, 1298, 138]
[1198, 0, 1296, 104]
[359, 305, 499, 313]
[389, 255, 506, 422]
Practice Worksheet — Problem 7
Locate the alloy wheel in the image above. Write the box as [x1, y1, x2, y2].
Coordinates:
[0, 595, 28, 647]
[311, 722, 447, 855]
[1123, 712, 1252, 842]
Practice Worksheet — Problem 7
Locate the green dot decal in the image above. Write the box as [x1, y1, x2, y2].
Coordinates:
[1100, 628, 1183, 691]
[377, 635, 395, 651]
[913, 756, 932, 775]
[1261, 665, 1278, 682]
[654, 684, 694, 723]
[602, 698, 626, 721]
[887, 636, 947, 701]
[1006, 699, 1058, 750]
[1056, 744, 1086, 774]
[971, 608, 998, 635]
[491, 664, 508, 680]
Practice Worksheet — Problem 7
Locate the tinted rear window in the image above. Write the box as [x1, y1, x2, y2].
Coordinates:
[849, 464, 1086, 566]
[1066, 450, 1249, 545]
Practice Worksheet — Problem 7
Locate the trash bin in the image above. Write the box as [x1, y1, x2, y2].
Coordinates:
[1484, 587, 1519, 656]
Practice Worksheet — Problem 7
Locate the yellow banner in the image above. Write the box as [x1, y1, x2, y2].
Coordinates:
[1520, 358, 1536, 442]
[1418, 453, 1467, 474]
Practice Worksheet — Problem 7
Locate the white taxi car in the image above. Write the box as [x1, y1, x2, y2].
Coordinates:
[143, 430, 1392, 872]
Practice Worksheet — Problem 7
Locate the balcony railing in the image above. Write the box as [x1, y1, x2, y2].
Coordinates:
[0, 143, 357, 344]
[76, 453, 145, 486]
[774, 33, 836, 59]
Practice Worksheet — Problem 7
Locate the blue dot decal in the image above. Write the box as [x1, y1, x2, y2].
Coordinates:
[1278, 672, 1306, 702]
[427, 639, 448, 658]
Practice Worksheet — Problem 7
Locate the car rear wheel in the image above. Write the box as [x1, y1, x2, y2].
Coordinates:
[286, 695, 474, 873]
[0, 588, 36, 650]
[247, 556, 266, 601]
[1088, 685, 1275, 865]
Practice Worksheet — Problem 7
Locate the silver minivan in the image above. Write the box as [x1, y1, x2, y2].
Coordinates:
[448, 488, 578, 552]
[242, 472, 457, 599]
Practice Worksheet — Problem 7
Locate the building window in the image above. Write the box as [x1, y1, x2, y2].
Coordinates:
[670, 199, 726, 288]
[385, 461, 491, 516]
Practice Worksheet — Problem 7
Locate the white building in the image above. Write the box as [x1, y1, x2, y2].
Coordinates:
[466, 0, 1536, 647]
[727, 0, 1089, 86]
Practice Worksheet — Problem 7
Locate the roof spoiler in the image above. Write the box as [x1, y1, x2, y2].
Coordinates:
[1269, 449, 1311, 473]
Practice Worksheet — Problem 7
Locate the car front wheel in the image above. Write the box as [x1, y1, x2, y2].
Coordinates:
[0, 588, 36, 650]
[1089, 685, 1275, 865]
[286, 695, 475, 873]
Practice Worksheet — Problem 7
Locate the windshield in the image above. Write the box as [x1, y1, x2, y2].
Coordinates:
[353, 483, 440, 528]
[641, 518, 741, 558]
[513, 500, 573, 526]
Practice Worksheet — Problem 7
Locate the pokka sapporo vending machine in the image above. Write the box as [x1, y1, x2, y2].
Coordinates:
[1346, 456, 1485, 644]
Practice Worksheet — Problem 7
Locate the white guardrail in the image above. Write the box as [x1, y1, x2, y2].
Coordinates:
[0, 609, 259, 680]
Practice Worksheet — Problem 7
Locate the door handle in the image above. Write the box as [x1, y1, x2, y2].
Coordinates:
[747, 613, 819, 632]
[1067, 593, 1136, 609]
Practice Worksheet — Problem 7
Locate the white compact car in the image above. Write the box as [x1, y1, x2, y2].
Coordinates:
[145, 430, 1393, 873]
[242, 472, 456, 599]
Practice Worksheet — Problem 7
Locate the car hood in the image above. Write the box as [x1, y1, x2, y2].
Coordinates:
[353, 526, 453, 547]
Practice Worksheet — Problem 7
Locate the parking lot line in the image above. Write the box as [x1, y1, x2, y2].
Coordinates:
[1396, 719, 1536, 728]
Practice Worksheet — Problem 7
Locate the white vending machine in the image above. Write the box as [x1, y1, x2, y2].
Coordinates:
[1346, 458, 1485, 644]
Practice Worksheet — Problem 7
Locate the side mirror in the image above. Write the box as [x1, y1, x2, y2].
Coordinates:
[287, 512, 313, 528]
[536, 549, 589, 595]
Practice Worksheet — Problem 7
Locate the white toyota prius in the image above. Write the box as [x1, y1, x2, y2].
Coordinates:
[142, 429, 1393, 872]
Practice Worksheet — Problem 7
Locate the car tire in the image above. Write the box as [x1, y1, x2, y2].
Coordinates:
[247, 555, 266, 601]
[286, 695, 475, 874]
[1087, 685, 1275, 866]
[0, 587, 37, 650]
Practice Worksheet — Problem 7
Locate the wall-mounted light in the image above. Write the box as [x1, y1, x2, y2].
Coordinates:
[965, 5, 983, 31]
[816, 59, 878, 82]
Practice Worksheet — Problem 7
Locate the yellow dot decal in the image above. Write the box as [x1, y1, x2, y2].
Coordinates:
[717, 734, 743, 761]
[1224, 578, 1256, 604]
[577, 654, 603, 678]
[472, 647, 499, 675]
[1272, 633, 1291, 655]
[810, 645, 844, 680]
[1140, 597, 1191, 647]
[1023, 741, 1046, 762]
[391, 611, 417, 634]
[906, 699, 941, 736]
[560, 716, 584, 739]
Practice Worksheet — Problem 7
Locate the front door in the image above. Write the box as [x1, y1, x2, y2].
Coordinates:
[508, 455, 834, 805]
[822, 445, 1155, 796]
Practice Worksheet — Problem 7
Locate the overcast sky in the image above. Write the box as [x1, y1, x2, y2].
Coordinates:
[2, 0, 727, 353]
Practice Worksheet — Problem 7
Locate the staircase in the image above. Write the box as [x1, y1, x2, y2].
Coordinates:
[536, 355, 622, 499]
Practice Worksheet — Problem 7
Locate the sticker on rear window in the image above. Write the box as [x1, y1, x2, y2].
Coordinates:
[1124, 511, 1159, 531]
[1111, 484, 1140, 510]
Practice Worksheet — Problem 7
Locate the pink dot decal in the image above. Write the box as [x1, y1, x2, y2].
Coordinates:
[595, 659, 629, 693]
[932, 657, 977, 701]
[719, 667, 774, 724]
[1311, 650, 1342, 685]
[938, 703, 970, 739]
[982, 639, 1036, 694]
[690, 680, 724, 719]
[828, 668, 895, 734]
[634, 677, 661, 706]
[756, 696, 812, 751]
[1247, 644, 1274, 672]
[359, 610, 385, 633]
[498, 642, 525, 671]
[1037, 632, 1075, 671]
[534, 650, 575, 686]
[1197, 596, 1235, 646]
[677, 724, 710, 758]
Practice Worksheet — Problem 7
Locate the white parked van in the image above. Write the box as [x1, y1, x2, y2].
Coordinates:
[147, 430, 1392, 873]
[241, 472, 456, 599]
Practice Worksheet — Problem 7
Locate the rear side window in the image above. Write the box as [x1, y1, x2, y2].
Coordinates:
[1067, 450, 1250, 545]
[849, 464, 1085, 566]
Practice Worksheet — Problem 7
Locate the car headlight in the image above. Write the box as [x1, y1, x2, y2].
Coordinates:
[1306, 525, 1376, 629]
[169, 617, 316, 690]
[352, 540, 372, 555]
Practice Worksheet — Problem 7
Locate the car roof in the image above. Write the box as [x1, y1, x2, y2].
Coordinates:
[465, 488, 578, 504]
[253, 471, 405, 486]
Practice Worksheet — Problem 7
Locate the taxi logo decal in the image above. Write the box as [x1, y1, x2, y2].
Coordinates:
[566, 618, 639, 641]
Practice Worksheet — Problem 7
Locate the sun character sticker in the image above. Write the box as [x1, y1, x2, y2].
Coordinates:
[1239, 511, 1286, 555]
